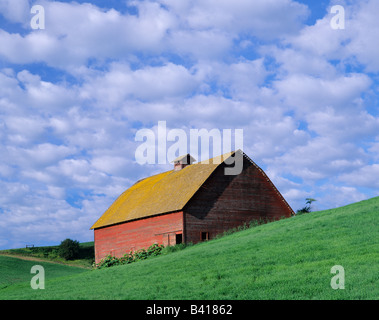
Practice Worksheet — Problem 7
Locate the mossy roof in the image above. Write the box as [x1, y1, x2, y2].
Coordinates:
[90, 151, 235, 229]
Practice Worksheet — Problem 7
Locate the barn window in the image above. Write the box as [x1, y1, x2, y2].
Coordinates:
[176, 233, 183, 244]
[201, 232, 209, 241]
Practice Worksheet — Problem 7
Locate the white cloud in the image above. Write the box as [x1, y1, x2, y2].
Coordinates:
[0, 30, 58, 65]
[91, 156, 131, 176]
[266, 136, 369, 183]
[0, 181, 30, 206]
[18, 70, 77, 111]
[160, 0, 309, 39]
[207, 59, 269, 100]
[0, 0, 310, 69]
[306, 108, 379, 142]
[274, 73, 371, 115]
[0, 1, 176, 69]
[339, 164, 379, 189]
[81, 62, 200, 105]
[288, 14, 348, 59]
[6, 143, 74, 170]
[47, 185, 66, 199]
[346, 0, 379, 72]
[286, 0, 379, 72]
[0, 0, 30, 24]
[168, 29, 233, 59]
[5, 116, 48, 144]
[319, 185, 368, 209]
[263, 46, 337, 78]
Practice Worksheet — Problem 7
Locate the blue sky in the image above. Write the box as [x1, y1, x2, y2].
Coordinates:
[0, 0, 378, 249]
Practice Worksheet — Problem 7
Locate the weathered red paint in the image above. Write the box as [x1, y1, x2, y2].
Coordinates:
[94, 211, 183, 263]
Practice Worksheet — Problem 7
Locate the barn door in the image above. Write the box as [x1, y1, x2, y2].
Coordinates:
[162, 234, 170, 246]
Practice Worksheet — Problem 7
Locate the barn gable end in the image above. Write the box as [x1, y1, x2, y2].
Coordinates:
[183, 156, 294, 244]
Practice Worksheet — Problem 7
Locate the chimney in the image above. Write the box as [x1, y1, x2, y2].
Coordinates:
[172, 154, 196, 171]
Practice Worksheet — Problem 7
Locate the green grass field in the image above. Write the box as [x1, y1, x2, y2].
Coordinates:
[0, 255, 87, 291]
[0, 196, 378, 300]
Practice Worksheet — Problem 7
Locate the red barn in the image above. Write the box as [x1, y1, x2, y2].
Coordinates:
[91, 150, 294, 263]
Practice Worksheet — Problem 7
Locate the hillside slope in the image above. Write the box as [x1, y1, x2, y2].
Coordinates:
[0, 255, 86, 290]
[1, 197, 378, 300]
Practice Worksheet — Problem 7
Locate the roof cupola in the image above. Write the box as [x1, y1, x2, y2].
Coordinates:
[172, 154, 196, 171]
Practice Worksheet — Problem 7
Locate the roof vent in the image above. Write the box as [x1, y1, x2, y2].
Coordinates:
[171, 154, 196, 171]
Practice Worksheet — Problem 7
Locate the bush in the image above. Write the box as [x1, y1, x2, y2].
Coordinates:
[59, 238, 80, 260]
[97, 255, 121, 268]
[94, 243, 165, 269]
[147, 243, 164, 256]
[120, 252, 135, 264]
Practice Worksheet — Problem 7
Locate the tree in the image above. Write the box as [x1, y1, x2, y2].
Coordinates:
[296, 198, 317, 215]
[59, 238, 80, 260]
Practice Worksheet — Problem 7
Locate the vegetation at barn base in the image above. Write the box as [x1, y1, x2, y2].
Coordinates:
[95, 243, 165, 268]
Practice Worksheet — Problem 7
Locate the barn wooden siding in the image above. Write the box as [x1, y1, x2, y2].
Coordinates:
[92, 151, 295, 263]
[184, 157, 293, 244]
[94, 211, 183, 263]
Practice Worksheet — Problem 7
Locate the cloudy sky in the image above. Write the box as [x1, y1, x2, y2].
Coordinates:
[0, 0, 378, 249]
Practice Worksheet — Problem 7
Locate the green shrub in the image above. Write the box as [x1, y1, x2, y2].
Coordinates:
[95, 243, 165, 269]
[97, 255, 121, 268]
[147, 243, 164, 256]
[120, 252, 135, 264]
[59, 238, 80, 260]
[134, 248, 148, 261]
[48, 249, 60, 259]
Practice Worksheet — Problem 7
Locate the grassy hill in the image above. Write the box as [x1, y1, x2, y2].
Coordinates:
[0, 196, 378, 300]
[0, 255, 87, 291]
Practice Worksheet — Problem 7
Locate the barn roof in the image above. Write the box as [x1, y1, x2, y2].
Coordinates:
[90, 151, 236, 229]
